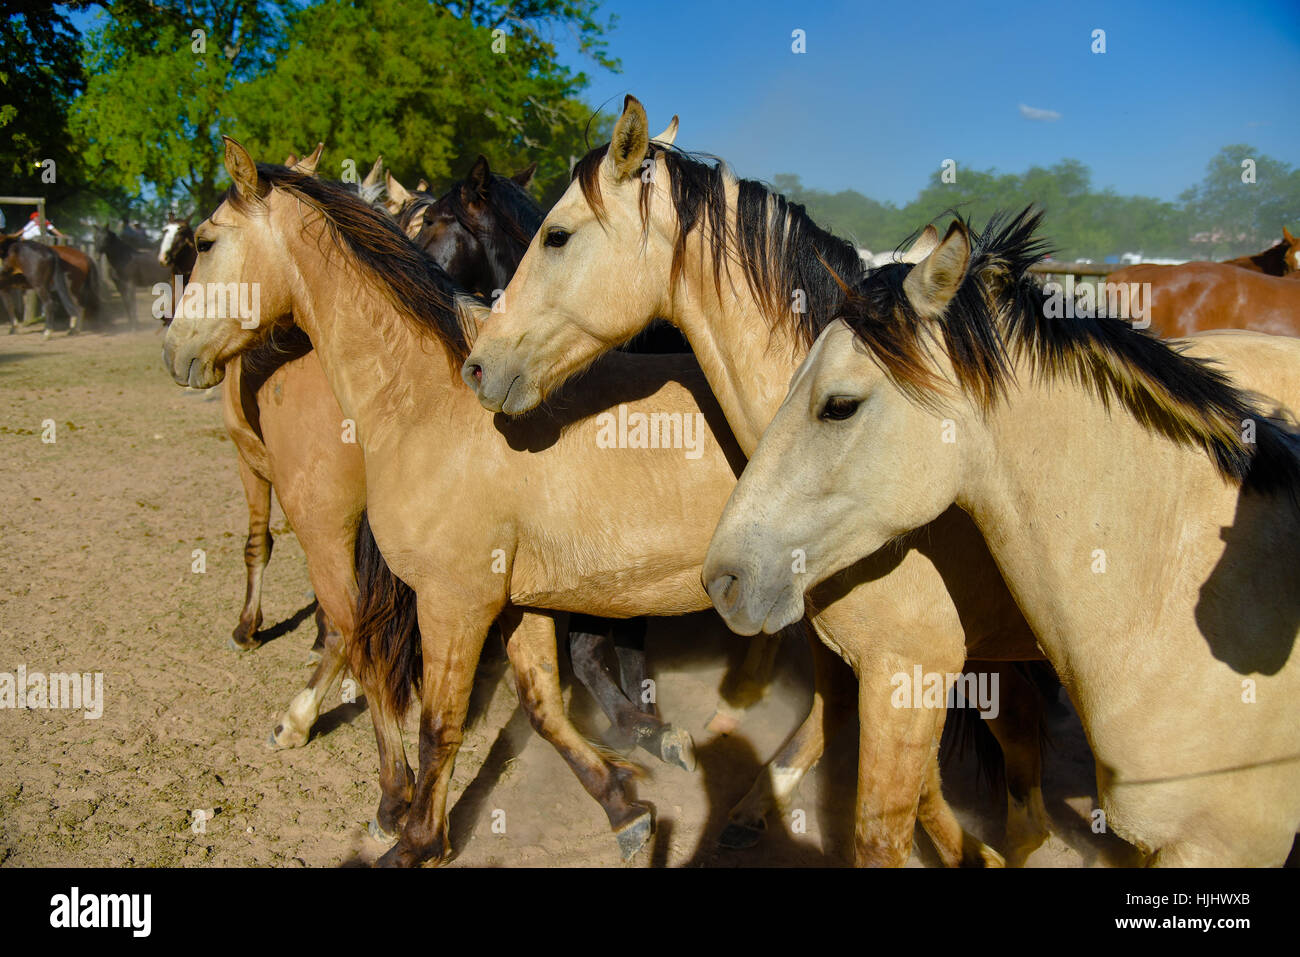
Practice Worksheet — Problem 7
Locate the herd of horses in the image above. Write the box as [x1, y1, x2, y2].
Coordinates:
[24, 93, 1300, 866]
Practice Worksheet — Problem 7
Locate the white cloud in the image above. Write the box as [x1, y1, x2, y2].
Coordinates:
[1018, 103, 1062, 122]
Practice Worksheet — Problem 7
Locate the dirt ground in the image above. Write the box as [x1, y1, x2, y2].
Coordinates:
[0, 300, 1139, 868]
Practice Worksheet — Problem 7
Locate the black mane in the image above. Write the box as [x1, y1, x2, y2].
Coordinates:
[572, 142, 867, 347]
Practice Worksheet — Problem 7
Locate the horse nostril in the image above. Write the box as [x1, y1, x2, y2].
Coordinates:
[705, 573, 741, 613]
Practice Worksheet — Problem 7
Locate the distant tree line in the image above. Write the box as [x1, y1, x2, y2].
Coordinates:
[773, 149, 1300, 262]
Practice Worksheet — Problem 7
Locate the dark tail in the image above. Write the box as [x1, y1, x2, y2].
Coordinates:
[83, 258, 103, 322]
[351, 510, 422, 717]
[940, 662, 1057, 797]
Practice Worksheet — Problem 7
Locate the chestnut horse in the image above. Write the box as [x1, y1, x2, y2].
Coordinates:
[1221, 226, 1300, 275]
[463, 96, 1058, 866]
[1105, 261, 1300, 338]
[704, 210, 1300, 865]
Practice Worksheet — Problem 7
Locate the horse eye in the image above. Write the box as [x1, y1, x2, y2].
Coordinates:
[196, 239, 215, 253]
[819, 396, 860, 421]
[543, 227, 570, 248]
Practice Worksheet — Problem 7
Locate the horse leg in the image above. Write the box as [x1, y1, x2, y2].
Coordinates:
[707, 630, 782, 734]
[569, 616, 694, 772]
[51, 261, 82, 334]
[719, 624, 838, 847]
[231, 455, 273, 650]
[509, 609, 654, 859]
[914, 702, 1006, 867]
[983, 662, 1051, 866]
[268, 619, 347, 749]
[307, 605, 331, 663]
[853, 656, 956, 867]
[377, 597, 496, 868]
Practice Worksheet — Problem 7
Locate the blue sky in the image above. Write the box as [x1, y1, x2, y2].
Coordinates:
[551, 0, 1300, 205]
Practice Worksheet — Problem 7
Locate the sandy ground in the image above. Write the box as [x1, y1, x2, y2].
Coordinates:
[0, 300, 1140, 868]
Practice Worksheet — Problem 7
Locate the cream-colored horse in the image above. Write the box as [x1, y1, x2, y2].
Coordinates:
[705, 211, 1300, 865]
[163, 139, 830, 866]
[463, 95, 1055, 866]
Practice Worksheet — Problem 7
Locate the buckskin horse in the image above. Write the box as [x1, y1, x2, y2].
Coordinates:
[223, 149, 694, 776]
[165, 139, 960, 868]
[703, 209, 1300, 865]
[462, 97, 1059, 866]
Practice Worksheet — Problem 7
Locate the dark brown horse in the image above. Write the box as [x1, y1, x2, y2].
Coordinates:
[0, 236, 85, 335]
[1104, 260, 1300, 338]
[94, 225, 171, 329]
[158, 217, 197, 291]
[1221, 226, 1300, 275]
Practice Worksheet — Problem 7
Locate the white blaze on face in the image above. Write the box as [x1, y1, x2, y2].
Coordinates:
[159, 223, 179, 266]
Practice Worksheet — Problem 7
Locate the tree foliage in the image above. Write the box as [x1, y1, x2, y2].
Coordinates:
[776, 148, 1300, 262]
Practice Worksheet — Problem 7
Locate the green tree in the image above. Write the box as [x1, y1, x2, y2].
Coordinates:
[69, 0, 294, 217]
[0, 1, 89, 210]
[229, 0, 618, 205]
[1179, 146, 1300, 258]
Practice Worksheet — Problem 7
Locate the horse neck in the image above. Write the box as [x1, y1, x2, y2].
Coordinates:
[955, 357, 1232, 670]
[666, 179, 815, 454]
[279, 228, 460, 445]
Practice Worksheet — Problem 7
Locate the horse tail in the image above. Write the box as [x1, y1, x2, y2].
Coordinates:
[350, 510, 422, 719]
[940, 691, 1006, 798]
[82, 257, 103, 322]
[939, 662, 1057, 797]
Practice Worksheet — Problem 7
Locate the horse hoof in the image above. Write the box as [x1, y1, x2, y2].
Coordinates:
[615, 809, 654, 861]
[717, 819, 765, 850]
[705, 706, 740, 736]
[229, 631, 258, 652]
[267, 722, 308, 750]
[657, 725, 696, 772]
[368, 818, 399, 846]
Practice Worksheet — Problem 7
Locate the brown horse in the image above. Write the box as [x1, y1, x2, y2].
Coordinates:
[1, 243, 101, 332]
[159, 217, 197, 291]
[95, 225, 171, 329]
[0, 236, 85, 335]
[1104, 261, 1300, 338]
[1221, 226, 1300, 275]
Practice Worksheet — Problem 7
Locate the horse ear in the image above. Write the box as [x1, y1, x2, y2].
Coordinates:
[903, 221, 970, 319]
[361, 155, 384, 189]
[1285, 225, 1297, 244]
[386, 171, 413, 206]
[223, 137, 264, 199]
[283, 152, 299, 167]
[901, 225, 941, 264]
[416, 178, 430, 193]
[652, 115, 679, 147]
[467, 155, 491, 198]
[292, 142, 324, 176]
[511, 162, 538, 190]
[606, 95, 649, 182]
